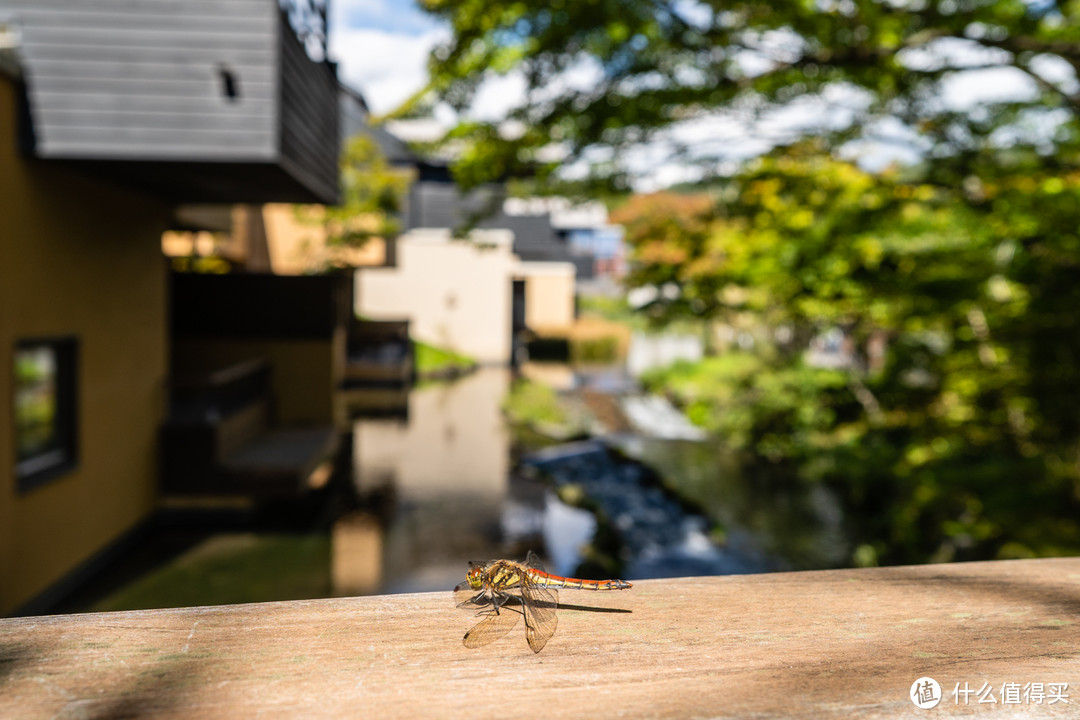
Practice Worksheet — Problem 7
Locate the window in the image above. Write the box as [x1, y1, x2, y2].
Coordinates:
[13, 337, 78, 491]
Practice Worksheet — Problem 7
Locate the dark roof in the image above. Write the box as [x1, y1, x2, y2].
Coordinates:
[407, 180, 587, 263]
[361, 124, 452, 181]
[5, 0, 339, 203]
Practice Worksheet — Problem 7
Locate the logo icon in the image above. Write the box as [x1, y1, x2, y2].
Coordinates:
[911, 677, 942, 709]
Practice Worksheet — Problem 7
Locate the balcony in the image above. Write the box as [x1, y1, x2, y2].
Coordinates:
[5, 0, 338, 203]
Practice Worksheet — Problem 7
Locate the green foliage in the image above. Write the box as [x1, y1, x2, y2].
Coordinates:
[577, 293, 635, 324]
[571, 335, 620, 363]
[413, 340, 475, 377]
[633, 149, 1080, 564]
[296, 134, 410, 272]
[502, 377, 590, 438]
[169, 255, 232, 275]
[503, 378, 570, 427]
[417, 0, 1080, 193]
[642, 354, 849, 459]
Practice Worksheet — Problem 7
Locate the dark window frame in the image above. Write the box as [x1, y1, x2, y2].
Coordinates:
[13, 336, 79, 493]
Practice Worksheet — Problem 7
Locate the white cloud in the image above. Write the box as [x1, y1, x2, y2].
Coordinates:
[329, 26, 449, 115]
[468, 71, 528, 121]
[940, 67, 1038, 110]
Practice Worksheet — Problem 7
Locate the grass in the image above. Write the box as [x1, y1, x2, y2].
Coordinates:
[90, 534, 332, 612]
[413, 340, 475, 377]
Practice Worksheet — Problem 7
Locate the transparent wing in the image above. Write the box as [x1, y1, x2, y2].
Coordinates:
[454, 583, 491, 609]
[524, 550, 546, 572]
[520, 578, 559, 653]
[462, 605, 522, 649]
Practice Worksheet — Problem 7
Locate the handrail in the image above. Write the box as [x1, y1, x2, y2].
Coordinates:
[1, 557, 1076, 717]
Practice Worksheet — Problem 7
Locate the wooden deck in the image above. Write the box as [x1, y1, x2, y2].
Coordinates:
[1, 558, 1078, 718]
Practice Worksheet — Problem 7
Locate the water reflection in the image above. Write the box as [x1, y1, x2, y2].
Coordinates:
[612, 436, 851, 572]
[330, 511, 382, 596]
[346, 367, 544, 594]
[625, 331, 702, 377]
[340, 338, 852, 596]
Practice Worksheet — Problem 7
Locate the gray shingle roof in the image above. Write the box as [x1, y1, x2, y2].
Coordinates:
[407, 181, 583, 263]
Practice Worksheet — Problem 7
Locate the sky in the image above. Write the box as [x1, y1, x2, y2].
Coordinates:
[328, 0, 447, 117]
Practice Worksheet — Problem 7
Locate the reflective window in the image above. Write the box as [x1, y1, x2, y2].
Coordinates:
[14, 338, 78, 491]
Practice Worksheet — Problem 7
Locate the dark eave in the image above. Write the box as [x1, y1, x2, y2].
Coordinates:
[6, 0, 339, 204]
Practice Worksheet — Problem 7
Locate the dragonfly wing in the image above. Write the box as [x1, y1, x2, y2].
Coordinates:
[462, 605, 522, 649]
[520, 580, 558, 653]
[524, 549, 546, 572]
[454, 584, 491, 609]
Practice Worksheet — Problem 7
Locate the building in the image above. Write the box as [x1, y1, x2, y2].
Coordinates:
[356, 229, 519, 364]
[0, 0, 339, 615]
[351, 143, 585, 363]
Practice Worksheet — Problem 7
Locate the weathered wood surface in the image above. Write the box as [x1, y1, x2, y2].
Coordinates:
[2, 558, 1078, 719]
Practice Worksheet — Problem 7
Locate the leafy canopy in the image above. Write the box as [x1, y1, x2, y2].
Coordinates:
[416, 0, 1080, 191]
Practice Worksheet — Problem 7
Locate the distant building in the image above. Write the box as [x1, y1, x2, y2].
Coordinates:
[348, 123, 603, 361]
[356, 228, 520, 364]
[506, 196, 626, 293]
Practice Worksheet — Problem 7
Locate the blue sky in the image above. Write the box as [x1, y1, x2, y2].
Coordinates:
[332, 0, 442, 36]
[328, 0, 449, 115]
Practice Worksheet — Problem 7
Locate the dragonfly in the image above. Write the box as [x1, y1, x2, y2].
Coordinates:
[454, 550, 632, 653]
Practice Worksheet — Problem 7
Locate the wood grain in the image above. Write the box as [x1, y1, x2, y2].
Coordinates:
[2, 557, 1078, 718]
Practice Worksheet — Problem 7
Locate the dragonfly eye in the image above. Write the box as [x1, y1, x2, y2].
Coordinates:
[468, 568, 483, 589]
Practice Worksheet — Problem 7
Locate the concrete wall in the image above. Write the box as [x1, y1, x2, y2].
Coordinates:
[0, 76, 170, 614]
[355, 229, 517, 364]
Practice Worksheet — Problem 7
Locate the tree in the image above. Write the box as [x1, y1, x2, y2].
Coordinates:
[620, 147, 1080, 564]
[416, 0, 1080, 192]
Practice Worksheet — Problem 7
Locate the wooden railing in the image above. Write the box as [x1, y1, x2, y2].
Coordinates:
[1, 557, 1077, 718]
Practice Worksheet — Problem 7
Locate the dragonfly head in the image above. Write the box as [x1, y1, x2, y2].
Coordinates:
[465, 564, 484, 590]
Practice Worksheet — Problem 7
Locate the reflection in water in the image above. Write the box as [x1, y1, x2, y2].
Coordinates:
[345, 367, 550, 595]
[354, 368, 511, 500]
[541, 492, 596, 578]
[518, 362, 576, 391]
[331, 512, 382, 596]
[339, 350, 852, 596]
[625, 331, 702, 377]
[612, 436, 850, 572]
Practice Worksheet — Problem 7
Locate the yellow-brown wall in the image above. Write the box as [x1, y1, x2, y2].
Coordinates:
[262, 204, 385, 274]
[519, 262, 577, 335]
[0, 76, 170, 614]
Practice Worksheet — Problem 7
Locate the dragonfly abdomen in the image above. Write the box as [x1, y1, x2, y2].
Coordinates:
[528, 570, 632, 591]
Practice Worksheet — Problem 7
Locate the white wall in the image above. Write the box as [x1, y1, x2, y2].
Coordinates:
[355, 228, 517, 364]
